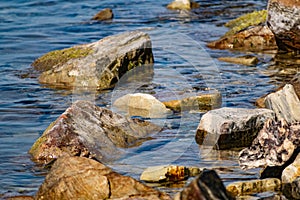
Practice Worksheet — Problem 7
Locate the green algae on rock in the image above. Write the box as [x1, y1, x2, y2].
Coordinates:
[31, 31, 154, 90]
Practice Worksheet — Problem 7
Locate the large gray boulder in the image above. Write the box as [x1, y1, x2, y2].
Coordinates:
[195, 107, 275, 150]
[32, 31, 153, 90]
[29, 100, 161, 164]
[35, 156, 171, 200]
[267, 0, 300, 51]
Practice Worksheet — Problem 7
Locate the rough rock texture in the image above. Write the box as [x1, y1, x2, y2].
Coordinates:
[267, 0, 300, 51]
[4, 196, 34, 200]
[29, 100, 161, 164]
[140, 165, 201, 183]
[226, 178, 281, 196]
[35, 156, 171, 200]
[113, 93, 172, 118]
[218, 55, 259, 66]
[91, 8, 113, 21]
[167, 0, 199, 10]
[31, 31, 153, 90]
[207, 25, 277, 51]
[265, 84, 300, 124]
[163, 92, 222, 112]
[196, 107, 275, 150]
[282, 176, 300, 199]
[239, 118, 300, 170]
[174, 169, 233, 200]
[282, 153, 300, 183]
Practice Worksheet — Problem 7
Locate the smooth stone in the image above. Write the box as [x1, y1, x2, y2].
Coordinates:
[239, 118, 300, 170]
[282, 177, 300, 199]
[113, 93, 172, 118]
[207, 25, 277, 51]
[91, 8, 113, 21]
[267, 0, 300, 51]
[282, 152, 300, 183]
[140, 165, 201, 183]
[226, 178, 281, 196]
[265, 84, 300, 123]
[196, 107, 275, 150]
[35, 156, 171, 200]
[218, 55, 259, 66]
[175, 169, 233, 200]
[167, 0, 199, 10]
[163, 92, 222, 112]
[29, 100, 161, 164]
[32, 31, 153, 90]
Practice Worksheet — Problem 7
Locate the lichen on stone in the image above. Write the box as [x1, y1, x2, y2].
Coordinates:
[32, 46, 94, 72]
[224, 10, 267, 36]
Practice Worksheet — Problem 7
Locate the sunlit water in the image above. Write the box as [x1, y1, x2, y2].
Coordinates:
[0, 0, 293, 198]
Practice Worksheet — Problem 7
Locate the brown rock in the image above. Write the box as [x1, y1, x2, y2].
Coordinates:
[218, 55, 259, 66]
[282, 152, 300, 183]
[92, 8, 113, 21]
[29, 100, 161, 164]
[167, 0, 200, 10]
[35, 156, 171, 200]
[282, 176, 300, 199]
[267, 0, 300, 51]
[4, 196, 34, 200]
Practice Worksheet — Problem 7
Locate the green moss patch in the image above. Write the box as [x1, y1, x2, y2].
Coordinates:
[224, 10, 267, 36]
[32, 46, 94, 72]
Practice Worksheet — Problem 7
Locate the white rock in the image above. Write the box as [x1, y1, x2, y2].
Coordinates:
[282, 153, 300, 183]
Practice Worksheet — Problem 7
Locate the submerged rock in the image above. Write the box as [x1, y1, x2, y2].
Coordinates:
[91, 8, 113, 21]
[218, 55, 259, 66]
[267, 0, 300, 51]
[163, 92, 222, 112]
[175, 169, 233, 200]
[264, 84, 300, 123]
[239, 118, 300, 170]
[29, 100, 161, 164]
[195, 107, 275, 150]
[113, 93, 172, 118]
[36, 156, 171, 200]
[167, 0, 199, 10]
[32, 31, 153, 90]
[226, 178, 281, 196]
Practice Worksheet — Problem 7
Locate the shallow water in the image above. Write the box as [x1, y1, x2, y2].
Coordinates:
[0, 0, 296, 198]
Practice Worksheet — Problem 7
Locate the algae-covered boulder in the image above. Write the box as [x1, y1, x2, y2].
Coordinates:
[32, 31, 153, 90]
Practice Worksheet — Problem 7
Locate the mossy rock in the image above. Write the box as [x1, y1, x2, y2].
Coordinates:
[224, 10, 267, 36]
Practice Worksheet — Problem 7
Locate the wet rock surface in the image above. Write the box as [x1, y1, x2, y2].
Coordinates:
[218, 55, 259, 66]
[167, 0, 199, 10]
[29, 100, 161, 164]
[31, 31, 153, 90]
[91, 8, 113, 21]
[267, 0, 300, 51]
[36, 156, 171, 200]
[196, 107, 275, 150]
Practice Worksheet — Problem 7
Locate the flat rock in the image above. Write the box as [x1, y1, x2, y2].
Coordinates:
[31, 31, 153, 90]
[195, 107, 275, 150]
[29, 100, 161, 164]
[239, 118, 300, 170]
[163, 92, 222, 112]
[267, 0, 300, 51]
[91, 8, 113, 21]
[113, 93, 172, 118]
[282, 152, 300, 183]
[35, 156, 171, 200]
[175, 169, 233, 200]
[218, 55, 259, 66]
[265, 84, 300, 123]
[226, 178, 281, 197]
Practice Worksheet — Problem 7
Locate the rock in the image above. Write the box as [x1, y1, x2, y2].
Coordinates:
[195, 107, 275, 150]
[224, 10, 268, 36]
[175, 169, 233, 200]
[239, 118, 300, 170]
[207, 25, 277, 51]
[4, 196, 34, 200]
[267, 0, 300, 51]
[140, 165, 201, 183]
[282, 152, 300, 183]
[29, 100, 161, 164]
[31, 31, 153, 90]
[218, 55, 259, 66]
[163, 92, 222, 112]
[113, 93, 172, 118]
[167, 0, 199, 10]
[91, 8, 113, 21]
[282, 176, 300, 199]
[226, 178, 281, 196]
[35, 156, 171, 200]
[264, 84, 300, 123]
